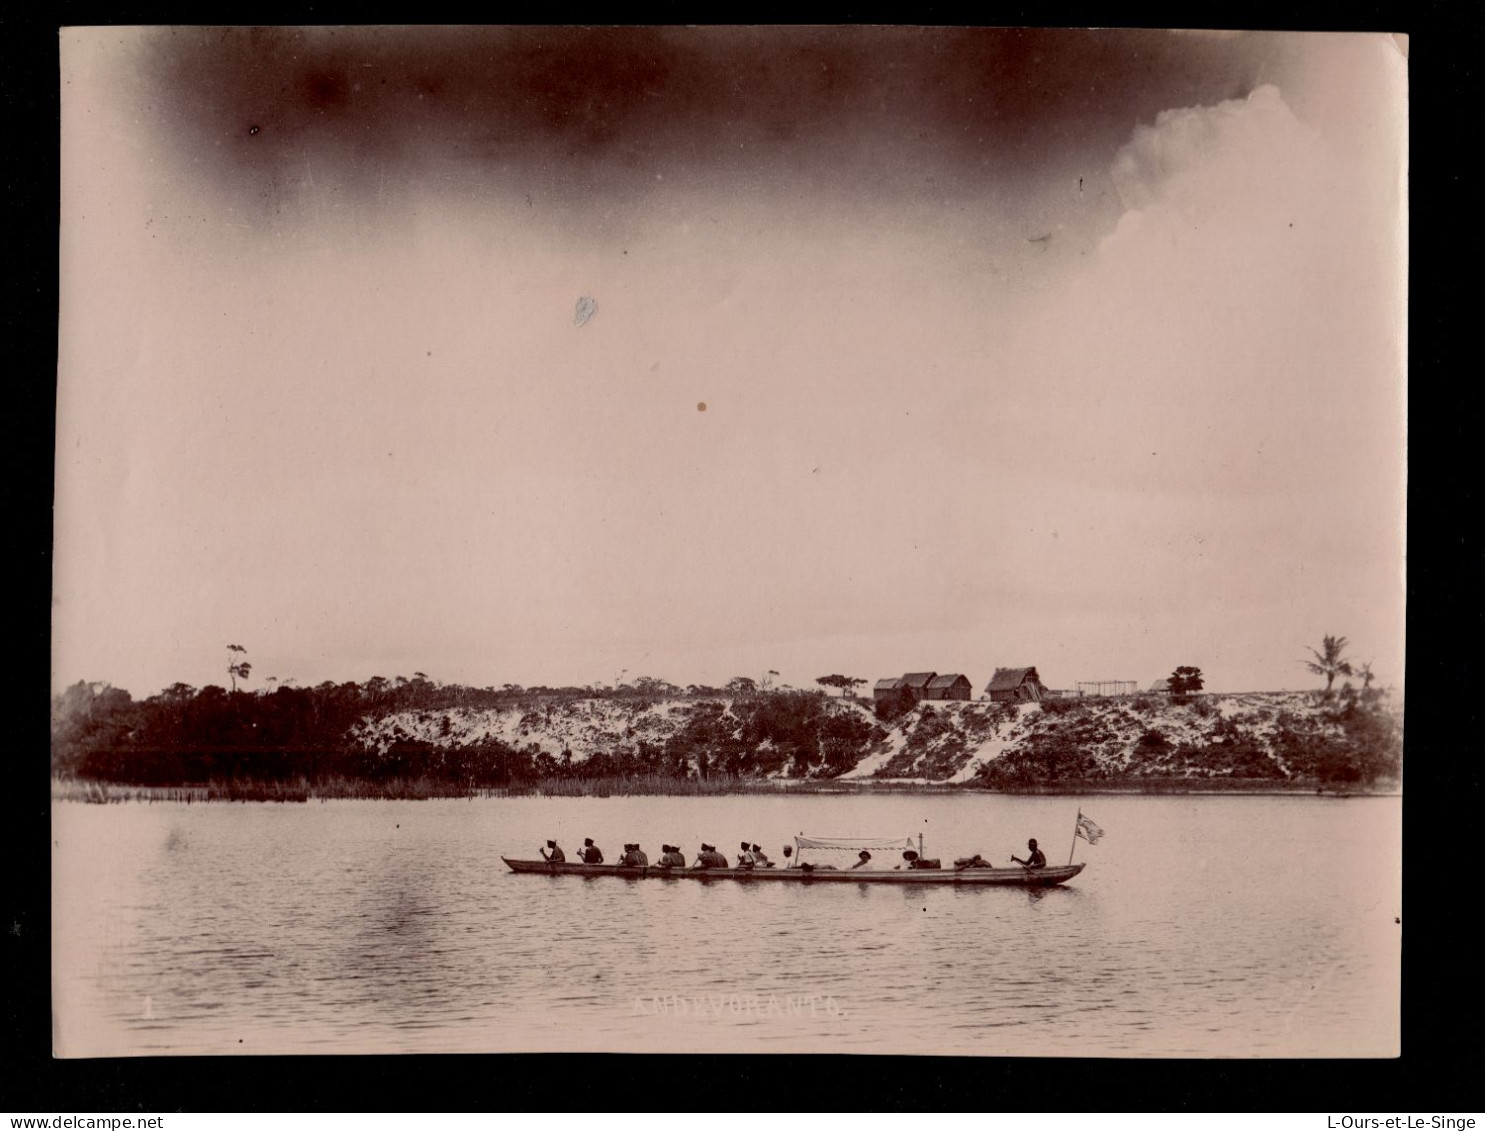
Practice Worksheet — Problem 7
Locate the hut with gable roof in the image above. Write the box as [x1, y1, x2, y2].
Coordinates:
[898, 672, 938, 703]
[924, 674, 973, 701]
[985, 666, 1046, 703]
[872, 676, 905, 704]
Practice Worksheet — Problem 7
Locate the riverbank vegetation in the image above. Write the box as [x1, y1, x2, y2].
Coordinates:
[52, 772, 1392, 804]
[50, 772, 804, 803]
[52, 673, 1402, 800]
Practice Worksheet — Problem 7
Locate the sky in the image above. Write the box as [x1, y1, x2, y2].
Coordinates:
[54, 27, 1408, 698]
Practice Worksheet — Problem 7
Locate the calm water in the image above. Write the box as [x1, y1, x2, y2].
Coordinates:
[52, 793, 1400, 1057]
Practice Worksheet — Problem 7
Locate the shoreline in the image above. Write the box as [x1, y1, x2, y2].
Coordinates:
[51, 776, 1399, 804]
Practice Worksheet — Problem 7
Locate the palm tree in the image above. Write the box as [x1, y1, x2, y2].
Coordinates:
[1356, 661, 1376, 691]
[1304, 634, 1353, 693]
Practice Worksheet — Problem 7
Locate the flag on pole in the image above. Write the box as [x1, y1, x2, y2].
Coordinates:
[1075, 813, 1105, 845]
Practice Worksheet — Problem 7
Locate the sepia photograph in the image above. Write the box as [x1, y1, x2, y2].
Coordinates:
[52, 26, 1406, 1059]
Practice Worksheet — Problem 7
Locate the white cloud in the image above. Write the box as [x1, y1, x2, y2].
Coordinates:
[980, 79, 1406, 687]
[1108, 84, 1319, 235]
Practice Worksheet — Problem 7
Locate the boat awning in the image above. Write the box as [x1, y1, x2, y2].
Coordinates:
[795, 834, 916, 852]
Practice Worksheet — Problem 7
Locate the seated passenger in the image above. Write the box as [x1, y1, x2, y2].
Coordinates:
[899, 850, 942, 869]
[736, 841, 756, 868]
[851, 850, 873, 870]
[751, 844, 773, 867]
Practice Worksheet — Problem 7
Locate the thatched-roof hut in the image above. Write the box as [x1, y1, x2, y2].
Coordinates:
[985, 666, 1046, 703]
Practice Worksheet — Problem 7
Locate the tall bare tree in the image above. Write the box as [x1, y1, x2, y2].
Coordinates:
[226, 644, 252, 693]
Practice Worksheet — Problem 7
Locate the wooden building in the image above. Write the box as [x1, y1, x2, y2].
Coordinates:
[924, 674, 973, 701]
[985, 666, 1046, 703]
[872, 677, 905, 703]
[899, 672, 938, 703]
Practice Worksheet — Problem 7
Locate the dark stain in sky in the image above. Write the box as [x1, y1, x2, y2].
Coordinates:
[303, 69, 350, 112]
[136, 27, 1294, 218]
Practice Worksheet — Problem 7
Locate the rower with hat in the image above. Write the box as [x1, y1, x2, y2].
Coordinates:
[578, 837, 604, 864]
[620, 843, 648, 867]
[657, 844, 686, 868]
[751, 843, 773, 868]
[736, 841, 756, 869]
[1010, 838, 1046, 869]
[691, 843, 728, 869]
[539, 839, 566, 864]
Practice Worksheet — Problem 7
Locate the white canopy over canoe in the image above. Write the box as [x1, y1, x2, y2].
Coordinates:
[795, 834, 916, 852]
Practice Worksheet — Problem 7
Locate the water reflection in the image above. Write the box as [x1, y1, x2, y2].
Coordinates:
[53, 792, 1399, 1057]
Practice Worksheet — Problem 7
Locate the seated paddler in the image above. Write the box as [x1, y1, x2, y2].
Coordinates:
[751, 843, 773, 867]
[1010, 838, 1047, 869]
[539, 839, 565, 863]
[578, 837, 604, 864]
[736, 841, 756, 868]
[619, 843, 648, 867]
[657, 844, 687, 868]
[692, 843, 728, 869]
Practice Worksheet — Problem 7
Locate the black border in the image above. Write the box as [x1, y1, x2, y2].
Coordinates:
[11, 3, 1478, 1112]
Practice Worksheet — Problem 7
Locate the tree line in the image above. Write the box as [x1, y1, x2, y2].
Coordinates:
[51, 636, 1395, 790]
[50, 672, 890, 788]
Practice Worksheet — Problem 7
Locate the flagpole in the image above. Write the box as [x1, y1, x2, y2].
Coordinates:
[1068, 808, 1081, 865]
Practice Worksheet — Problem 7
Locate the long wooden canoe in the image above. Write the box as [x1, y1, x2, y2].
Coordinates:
[502, 857, 1085, 886]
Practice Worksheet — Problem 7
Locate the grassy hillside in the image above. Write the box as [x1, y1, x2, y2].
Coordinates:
[849, 691, 1401, 785]
[349, 688, 1400, 786]
[52, 678, 1402, 795]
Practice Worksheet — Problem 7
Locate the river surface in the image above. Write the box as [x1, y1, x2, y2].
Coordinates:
[52, 792, 1400, 1057]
